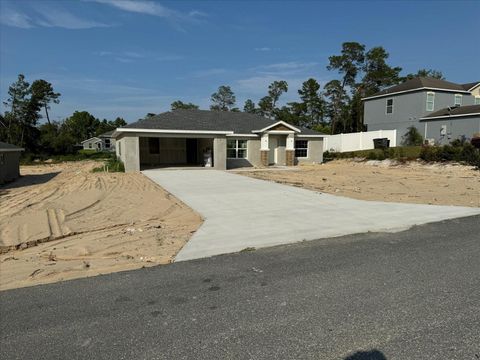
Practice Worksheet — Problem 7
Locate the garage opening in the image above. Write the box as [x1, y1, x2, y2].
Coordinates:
[139, 137, 214, 169]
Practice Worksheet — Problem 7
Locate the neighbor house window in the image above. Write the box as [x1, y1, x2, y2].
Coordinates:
[88, 143, 92, 149]
[227, 139, 247, 158]
[454, 94, 462, 106]
[104, 139, 110, 148]
[295, 140, 308, 158]
[426, 92, 435, 111]
[386, 98, 394, 114]
[148, 138, 160, 154]
[475, 96, 480, 105]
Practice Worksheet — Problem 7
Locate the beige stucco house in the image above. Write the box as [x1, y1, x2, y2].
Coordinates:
[113, 110, 325, 172]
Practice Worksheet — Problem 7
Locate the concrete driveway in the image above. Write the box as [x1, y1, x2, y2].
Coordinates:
[142, 169, 480, 261]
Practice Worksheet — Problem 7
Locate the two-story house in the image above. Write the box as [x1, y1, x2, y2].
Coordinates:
[363, 77, 480, 145]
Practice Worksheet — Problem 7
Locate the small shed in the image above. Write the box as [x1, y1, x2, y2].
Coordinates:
[0, 141, 24, 185]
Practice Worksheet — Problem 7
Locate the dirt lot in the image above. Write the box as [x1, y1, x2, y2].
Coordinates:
[0, 161, 202, 291]
[236, 159, 480, 208]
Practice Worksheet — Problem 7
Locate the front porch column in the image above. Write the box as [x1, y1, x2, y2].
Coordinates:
[260, 133, 269, 167]
[213, 137, 227, 170]
[286, 133, 295, 166]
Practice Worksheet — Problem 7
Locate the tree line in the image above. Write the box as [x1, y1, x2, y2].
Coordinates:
[0, 74, 126, 154]
[171, 42, 443, 134]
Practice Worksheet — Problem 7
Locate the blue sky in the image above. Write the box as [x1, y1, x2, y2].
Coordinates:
[1, 0, 479, 123]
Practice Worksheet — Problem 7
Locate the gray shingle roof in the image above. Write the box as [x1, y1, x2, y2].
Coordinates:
[98, 130, 115, 137]
[461, 82, 480, 91]
[421, 104, 480, 119]
[123, 110, 323, 135]
[0, 141, 23, 151]
[364, 77, 471, 100]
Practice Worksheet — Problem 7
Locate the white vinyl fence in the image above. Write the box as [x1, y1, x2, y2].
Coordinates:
[323, 130, 397, 153]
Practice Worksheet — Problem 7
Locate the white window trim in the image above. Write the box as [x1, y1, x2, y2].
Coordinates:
[294, 140, 308, 158]
[454, 94, 463, 106]
[426, 92, 435, 111]
[385, 98, 394, 115]
[227, 139, 248, 159]
[475, 96, 480, 105]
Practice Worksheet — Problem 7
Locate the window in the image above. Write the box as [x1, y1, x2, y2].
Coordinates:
[104, 138, 110, 148]
[88, 143, 92, 149]
[227, 139, 247, 158]
[386, 98, 394, 114]
[0, 153, 4, 165]
[148, 138, 160, 154]
[454, 94, 462, 106]
[426, 92, 435, 111]
[295, 140, 308, 158]
[475, 96, 480, 105]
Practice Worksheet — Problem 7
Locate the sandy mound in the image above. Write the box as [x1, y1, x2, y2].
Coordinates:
[0, 161, 202, 290]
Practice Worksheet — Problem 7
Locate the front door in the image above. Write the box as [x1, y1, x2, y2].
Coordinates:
[268, 136, 277, 165]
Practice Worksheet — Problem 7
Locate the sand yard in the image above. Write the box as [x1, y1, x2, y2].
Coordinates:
[0, 161, 202, 291]
[235, 159, 480, 208]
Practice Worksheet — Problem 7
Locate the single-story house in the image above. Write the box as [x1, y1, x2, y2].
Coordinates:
[420, 104, 480, 145]
[0, 141, 24, 185]
[113, 110, 325, 172]
[81, 130, 116, 152]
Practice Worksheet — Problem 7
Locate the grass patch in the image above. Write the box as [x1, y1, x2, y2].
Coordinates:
[324, 146, 422, 162]
[21, 150, 114, 165]
[92, 157, 125, 173]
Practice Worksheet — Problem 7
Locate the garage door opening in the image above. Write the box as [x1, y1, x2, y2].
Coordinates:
[139, 137, 214, 170]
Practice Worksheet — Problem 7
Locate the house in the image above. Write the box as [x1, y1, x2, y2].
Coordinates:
[112, 109, 325, 172]
[363, 77, 480, 144]
[81, 130, 116, 152]
[420, 104, 480, 145]
[0, 141, 23, 185]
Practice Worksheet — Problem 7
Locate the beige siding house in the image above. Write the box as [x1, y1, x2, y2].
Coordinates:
[81, 130, 116, 152]
[113, 110, 325, 172]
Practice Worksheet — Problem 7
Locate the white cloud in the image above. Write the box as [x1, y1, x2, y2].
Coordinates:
[34, 7, 110, 29]
[91, 0, 206, 28]
[0, 8, 33, 29]
[255, 61, 318, 75]
[254, 47, 272, 52]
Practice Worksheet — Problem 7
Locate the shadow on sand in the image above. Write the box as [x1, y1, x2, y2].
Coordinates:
[344, 349, 387, 360]
[0, 172, 59, 192]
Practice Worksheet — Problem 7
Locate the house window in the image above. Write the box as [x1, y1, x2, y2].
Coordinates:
[104, 139, 110, 148]
[227, 139, 247, 159]
[454, 94, 462, 106]
[295, 140, 308, 158]
[386, 98, 394, 114]
[148, 138, 160, 154]
[88, 143, 92, 149]
[475, 96, 480, 105]
[426, 92, 435, 111]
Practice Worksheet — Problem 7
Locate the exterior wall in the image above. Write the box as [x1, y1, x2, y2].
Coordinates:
[364, 90, 475, 144]
[213, 137, 227, 170]
[422, 116, 480, 145]
[296, 137, 323, 164]
[123, 136, 140, 172]
[0, 151, 21, 184]
[470, 85, 480, 98]
[82, 138, 102, 150]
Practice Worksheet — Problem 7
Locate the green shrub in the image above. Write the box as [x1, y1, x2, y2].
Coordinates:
[92, 158, 125, 173]
[402, 126, 423, 146]
[420, 141, 480, 167]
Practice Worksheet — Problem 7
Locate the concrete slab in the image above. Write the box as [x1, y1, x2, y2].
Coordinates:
[142, 169, 480, 261]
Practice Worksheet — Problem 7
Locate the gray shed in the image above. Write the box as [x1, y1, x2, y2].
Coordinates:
[0, 142, 24, 185]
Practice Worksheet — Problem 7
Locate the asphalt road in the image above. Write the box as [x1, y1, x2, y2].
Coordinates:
[1, 215, 479, 360]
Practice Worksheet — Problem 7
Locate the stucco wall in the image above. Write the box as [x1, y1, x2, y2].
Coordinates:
[226, 137, 261, 169]
[296, 137, 323, 164]
[0, 151, 21, 184]
[213, 137, 226, 170]
[123, 136, 140, 172]
[364, 90, 476, 144]
[423, 116, 480, 145]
